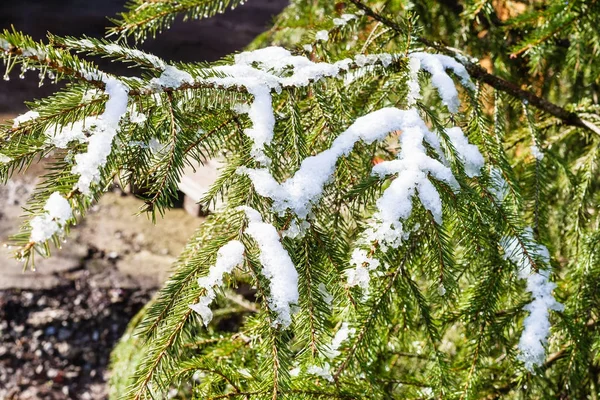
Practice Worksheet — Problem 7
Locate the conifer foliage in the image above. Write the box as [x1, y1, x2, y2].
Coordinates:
[1, 0, 599, 398]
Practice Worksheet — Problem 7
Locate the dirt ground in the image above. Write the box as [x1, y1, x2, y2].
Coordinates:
[0, 0, 288, 398]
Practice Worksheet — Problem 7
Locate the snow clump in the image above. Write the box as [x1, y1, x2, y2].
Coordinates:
[29, 192, 73, 243]
[189, 240, 246, 325]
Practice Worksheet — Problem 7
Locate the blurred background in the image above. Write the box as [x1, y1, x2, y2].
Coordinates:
[0, 1, 287, 398]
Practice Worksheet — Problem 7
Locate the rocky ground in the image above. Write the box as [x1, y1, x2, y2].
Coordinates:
[0, 275, 151, 399]
[0, 0, 288, 398]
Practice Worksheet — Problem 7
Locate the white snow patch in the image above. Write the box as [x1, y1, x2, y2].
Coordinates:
[530, 144, 544, 160]
[333, 14, 356, 26]
[79, 68, 109, 83]
[501, 228, 563, 371]
[49, 77, 129, 194]
[70, 78, 129, 195]
[315, 30, 329, 42]
[75, 39, 94, 49]
[489, 167, 508, 203]
[29, 216, 60, 244]
[104, 43, 166, 69]
[46, 118, 98, 149]
[502, 228, 549, 276]
[324, 322, 355, 359]
[74, 40, 166, 70]
[240, 107, 450, 220]
[148, 138, 162, 153]
[21, 47, 47, 60]
[29, 192, 72, 243]
[355, 54, 393, 68]
[281, 219, 310, 239]
[364, 110, 461, 249]
[517, 268, 564, 371]
[317, 283, 333, 306]
[44, 192, 73, 223]
[306, 363, 333, 382]
[149, 65, 194, 90]
[409, 52, 475, 113]
[239, 105, 481, 256]
[194, 46, 374, 164]
[82, 88, 103, 102]
[406, 57, 422, 106]
[239, 85, 274, 164]
[437, 284, 447, 296]
[445, 127, 485, 177]
[0, 38, 10, 50]
[12, 111, 40, 128]
[378, 53, 393, 68]
[233, 102, 251, 115]
[346, 249, 380, 292]
[0, 153, 11, 164]
[145, 47, 400, 165]
[189, 240, 245, 326]
[129, 110, 147, 125]
[240, 207, 299, 328]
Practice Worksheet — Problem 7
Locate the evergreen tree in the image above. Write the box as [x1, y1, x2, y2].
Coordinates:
[1, 0, 599, 398]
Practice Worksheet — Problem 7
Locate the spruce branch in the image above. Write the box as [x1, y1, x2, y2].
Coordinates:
[509, 14, 578, 58]
[108, 0, 250, 41]
[483, 319, 600, 399]
[51, 35, 168, 70]
[0, 35, 112, 90]
[333, 236, 419, 381]
[141, 92, 181, 217]
[1, 97, 105, 142]
[347, 0, 600, 137]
